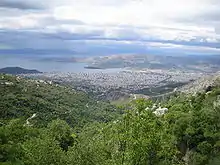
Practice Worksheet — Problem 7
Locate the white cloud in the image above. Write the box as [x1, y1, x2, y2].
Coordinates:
[0, 0, 219, 52]
[0, 13, 49, 29]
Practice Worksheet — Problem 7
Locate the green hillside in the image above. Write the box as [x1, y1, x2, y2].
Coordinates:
[0, 74, 121, 128]
[1, 74, 220, 165]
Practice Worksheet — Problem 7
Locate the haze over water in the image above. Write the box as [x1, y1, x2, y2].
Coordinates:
[0, 56, 124, 73]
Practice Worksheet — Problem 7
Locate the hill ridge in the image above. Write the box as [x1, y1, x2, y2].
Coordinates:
[0, 67, 42, 75]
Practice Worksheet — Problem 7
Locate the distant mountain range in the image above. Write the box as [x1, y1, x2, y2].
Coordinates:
[81, 54, 220, 72]
[0, 67, 42, 75]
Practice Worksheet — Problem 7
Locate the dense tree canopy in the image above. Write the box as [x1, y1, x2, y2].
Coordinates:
[1, 74, 220, 165]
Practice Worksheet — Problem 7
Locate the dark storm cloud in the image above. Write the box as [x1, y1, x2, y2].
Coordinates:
[0, 0, 44, 10]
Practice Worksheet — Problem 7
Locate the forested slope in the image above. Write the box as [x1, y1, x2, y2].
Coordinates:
[1, 74, 220, 165]
[0, 74, 121, 128]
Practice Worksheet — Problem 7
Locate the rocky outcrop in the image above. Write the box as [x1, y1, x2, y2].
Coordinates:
[179, 72, 220, 94]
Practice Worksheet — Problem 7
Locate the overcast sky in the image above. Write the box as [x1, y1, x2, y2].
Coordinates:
[0, 0, 220, 56]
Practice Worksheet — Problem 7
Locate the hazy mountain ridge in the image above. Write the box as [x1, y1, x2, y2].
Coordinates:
[83, 54, 220, 72]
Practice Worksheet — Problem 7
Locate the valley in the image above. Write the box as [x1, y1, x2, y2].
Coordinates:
[24, 68, 206, 102]
[2, 54, 220, 103]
